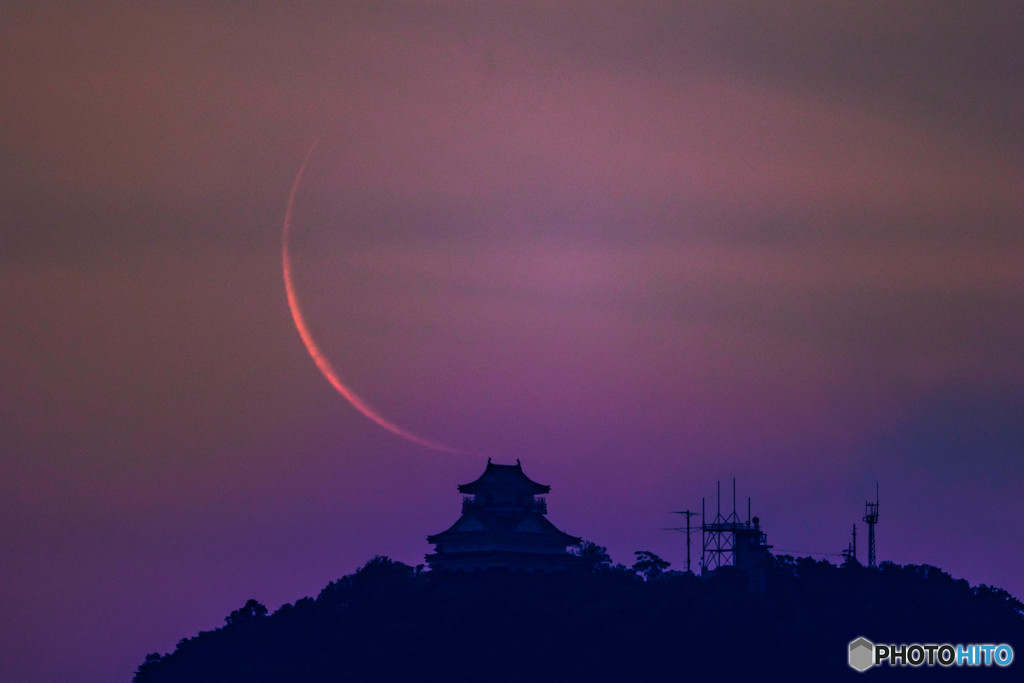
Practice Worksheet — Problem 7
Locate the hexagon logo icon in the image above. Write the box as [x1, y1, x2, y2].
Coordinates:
[849, 637, 874, 672]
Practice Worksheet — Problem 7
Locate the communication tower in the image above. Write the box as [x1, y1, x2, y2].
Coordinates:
[840, 524, 857, 565]
[664, 509, 701, 573]
[700, 479, 771, 572]
[862, 483, 879, 567]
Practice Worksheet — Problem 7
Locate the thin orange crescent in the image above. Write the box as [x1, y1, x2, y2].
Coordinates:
[282, 139, 466, 455]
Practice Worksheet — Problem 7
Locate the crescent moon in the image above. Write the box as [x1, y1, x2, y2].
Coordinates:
[282, 139, 466, 455]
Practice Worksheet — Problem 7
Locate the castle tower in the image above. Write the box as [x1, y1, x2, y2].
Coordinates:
[426, 459, 581, 572]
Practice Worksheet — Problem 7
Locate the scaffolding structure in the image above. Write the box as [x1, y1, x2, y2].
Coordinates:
[700, 479, 770, 573]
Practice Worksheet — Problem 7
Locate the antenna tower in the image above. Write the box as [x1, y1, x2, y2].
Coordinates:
[840, 524, 857, 564]
[862, 483, 879, 567]
[665, 509, 701, 573]
[701, 479, 769, 572]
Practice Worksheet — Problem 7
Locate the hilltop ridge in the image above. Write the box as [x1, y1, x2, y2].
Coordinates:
[134, 553, 1023, 682]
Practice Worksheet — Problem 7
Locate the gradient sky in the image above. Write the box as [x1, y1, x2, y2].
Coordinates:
[2, 3, 1023, 681]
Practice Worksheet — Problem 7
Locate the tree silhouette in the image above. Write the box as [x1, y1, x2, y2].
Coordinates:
[631, 550, 670, 581]
[225, 599, 268, 626]
[570, 540, 612, 572]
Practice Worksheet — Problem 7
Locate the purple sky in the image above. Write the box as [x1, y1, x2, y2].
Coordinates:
[2, 3, 1023, 681]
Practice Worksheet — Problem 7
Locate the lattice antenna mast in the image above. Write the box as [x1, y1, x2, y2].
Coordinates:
[701, 478, 747, 572]
[862, 482, 879, 567]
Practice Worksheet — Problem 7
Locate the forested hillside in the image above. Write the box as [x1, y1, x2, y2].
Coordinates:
[135, 553, 1023, 682]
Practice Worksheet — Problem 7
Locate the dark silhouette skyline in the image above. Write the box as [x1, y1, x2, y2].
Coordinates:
[135, 465, 1024, 679]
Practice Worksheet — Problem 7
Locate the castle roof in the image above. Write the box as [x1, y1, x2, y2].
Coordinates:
[427, 507, 580, 546]
[457, 459, 550, 495]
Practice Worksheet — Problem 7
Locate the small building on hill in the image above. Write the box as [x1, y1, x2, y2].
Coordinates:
[426, 459, 581, 572]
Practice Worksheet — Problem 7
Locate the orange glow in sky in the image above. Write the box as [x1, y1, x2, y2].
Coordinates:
[282, 140, 466, 455]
